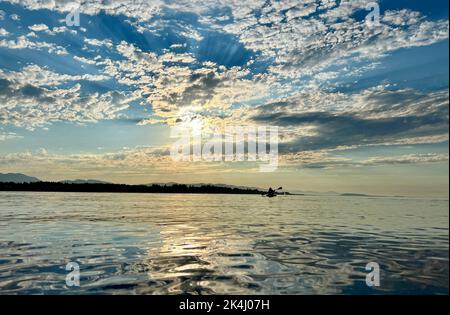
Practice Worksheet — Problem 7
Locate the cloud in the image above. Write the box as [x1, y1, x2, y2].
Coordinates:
[3, 1, 448, 115]
[94, 40, 268, 124]
[0, 64, 110, 87]
[211, 0, 448, 84]
[0, 35, 69, 55]
[283, 151, 449, 169]
[26, 24, 74, 36]
[84, 37, 113, 48]
[251, 88, 449, 152]
[1, 145, 447, 181]
[0, 77, 134, 129]
[361, 153, 449, 166]
[0, 145, 236, 181]
[0, 0, 448, 175]
[0, 28, 9, 36]
[10, 13, 20, 21]
[73, 55, 97, 65]
[5, 0, 164, 21]
[28, 23, 49, 32]
[0, 131, 22, 141]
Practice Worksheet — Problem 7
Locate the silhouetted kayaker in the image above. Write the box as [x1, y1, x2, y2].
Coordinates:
[263, 186, 282, 197]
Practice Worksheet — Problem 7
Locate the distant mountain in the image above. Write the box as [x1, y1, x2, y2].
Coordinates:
[0, 173, 40, 183]
[59, 179, 112, 184]
[340, 193, 383, 197]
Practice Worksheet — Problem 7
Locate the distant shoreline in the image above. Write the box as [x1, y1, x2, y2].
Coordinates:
[0, 182, 266, 195]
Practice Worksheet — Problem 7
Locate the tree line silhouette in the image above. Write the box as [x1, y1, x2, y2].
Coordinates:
[0, 182, 264, 194]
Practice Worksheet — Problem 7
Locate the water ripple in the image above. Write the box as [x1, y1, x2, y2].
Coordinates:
[0, 192, 448, 294]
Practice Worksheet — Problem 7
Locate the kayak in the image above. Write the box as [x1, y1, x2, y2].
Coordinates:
[262, 187, 282, 197]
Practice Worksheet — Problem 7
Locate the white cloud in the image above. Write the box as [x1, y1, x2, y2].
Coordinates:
[5, 1, 448, 86]
[50, 26, 71, 34]
[0, 28, 9, 36]
[0, 83, 133, 129]
[10, 13, 20, 21]
[73, 55, 97, 65]
[84, 37, 113, 48]
[28, 23, 49, 32]
[0, 64, 134, 129]
[0, 64, 110, 87]
[0, 35, 69, 55]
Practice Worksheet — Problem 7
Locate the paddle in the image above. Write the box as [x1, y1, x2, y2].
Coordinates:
[262, 187, 283, 196]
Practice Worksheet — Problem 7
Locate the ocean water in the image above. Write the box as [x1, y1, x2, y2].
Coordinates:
[0, 192, 448, 295]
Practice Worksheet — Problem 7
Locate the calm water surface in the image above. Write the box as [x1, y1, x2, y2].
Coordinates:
[0, 192, 448, 294]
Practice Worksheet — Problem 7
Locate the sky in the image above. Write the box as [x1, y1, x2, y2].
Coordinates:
[0, 0, 448, 196]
